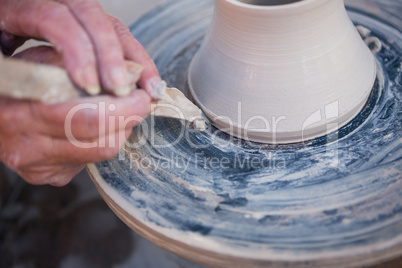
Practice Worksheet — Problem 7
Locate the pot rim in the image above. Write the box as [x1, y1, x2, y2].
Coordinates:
[224, 0, 328, 10]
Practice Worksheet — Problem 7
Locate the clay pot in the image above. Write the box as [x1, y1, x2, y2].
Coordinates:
[188, 0, 376, 143]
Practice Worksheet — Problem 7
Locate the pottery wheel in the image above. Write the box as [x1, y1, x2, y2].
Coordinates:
[87, 0, 402, 267]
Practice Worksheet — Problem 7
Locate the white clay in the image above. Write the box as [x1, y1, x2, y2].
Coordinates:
[356, 25, 371, 38]
[188, 0, 376, 143]
[153, 87, 206, 130]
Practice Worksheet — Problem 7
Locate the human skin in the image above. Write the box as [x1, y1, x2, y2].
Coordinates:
[0, 0, 160, 186]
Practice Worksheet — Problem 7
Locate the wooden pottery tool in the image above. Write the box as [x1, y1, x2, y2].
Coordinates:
[0, 54, 204, 125]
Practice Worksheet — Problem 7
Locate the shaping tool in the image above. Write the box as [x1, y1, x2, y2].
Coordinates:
[0, 55, 204, 124]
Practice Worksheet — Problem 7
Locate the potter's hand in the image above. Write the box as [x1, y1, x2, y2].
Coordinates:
[0, 91, 151, 186]
[0, 36, 152, 186]
[0, 0, 162, 97]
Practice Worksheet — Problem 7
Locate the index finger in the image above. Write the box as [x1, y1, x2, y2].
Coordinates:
[0, 0, 100, 94]
[56, 0, 130, 96]
[107, 15, 165, 100]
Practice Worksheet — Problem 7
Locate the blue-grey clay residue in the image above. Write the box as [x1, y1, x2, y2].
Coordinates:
[94, 0, 402, 266]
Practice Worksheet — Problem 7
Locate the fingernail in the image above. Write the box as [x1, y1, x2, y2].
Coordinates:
[115, 86, 131, 97]
[125, 61, 144, 72]
[147, 77, 167, 100]
[126, 61, 144, 85]
[79, 65, 99, 94]
[86, 86, 101, 96]
[110, 66, 129, 94]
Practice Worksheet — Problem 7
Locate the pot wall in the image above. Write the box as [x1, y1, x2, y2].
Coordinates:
[189, 0, 376, 143]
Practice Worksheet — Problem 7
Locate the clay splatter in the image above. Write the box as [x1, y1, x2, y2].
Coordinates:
[89, 1, 402, 267]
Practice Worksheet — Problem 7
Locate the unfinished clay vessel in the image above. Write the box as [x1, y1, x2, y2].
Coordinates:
[188, 0, 376, 143]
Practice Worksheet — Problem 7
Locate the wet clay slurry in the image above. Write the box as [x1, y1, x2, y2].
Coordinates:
[88, 1, 402, 267]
